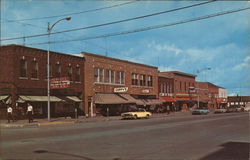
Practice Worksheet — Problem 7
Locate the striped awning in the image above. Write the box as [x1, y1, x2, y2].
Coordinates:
[95, 93, 131, 104]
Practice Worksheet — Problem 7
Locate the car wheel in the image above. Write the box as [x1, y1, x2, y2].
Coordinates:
[146, 114, 150, 119]
[134, 115, 138, 119]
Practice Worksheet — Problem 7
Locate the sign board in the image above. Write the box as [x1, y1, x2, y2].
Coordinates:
[142, 89, 150, 94]
[50, 77, 70, 89]
[114, 87, 128, 93]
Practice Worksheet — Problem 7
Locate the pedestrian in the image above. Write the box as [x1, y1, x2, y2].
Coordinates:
[167, 105, 170, 114]
[7, 106, 14, 123]
[27, 103, 33, 123]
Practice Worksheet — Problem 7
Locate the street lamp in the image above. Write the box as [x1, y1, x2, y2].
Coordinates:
[196, 67, 211, 108]
[47, 17, 71, 121]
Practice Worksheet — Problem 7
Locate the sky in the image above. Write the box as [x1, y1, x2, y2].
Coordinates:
[1, 0, 250, 96]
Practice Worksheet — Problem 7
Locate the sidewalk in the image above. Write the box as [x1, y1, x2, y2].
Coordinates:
[0, 111, 190, 128]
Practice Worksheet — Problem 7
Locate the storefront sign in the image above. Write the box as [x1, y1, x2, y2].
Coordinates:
[142, 89, 150, 94]
[114, 87, 128, 93]
[50, 77, 70, 89]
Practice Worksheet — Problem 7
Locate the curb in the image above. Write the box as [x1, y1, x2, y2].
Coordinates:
[38, 121, 75, 126]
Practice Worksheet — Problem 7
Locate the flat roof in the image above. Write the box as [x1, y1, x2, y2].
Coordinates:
[160, 71, 196, 78]
[83, 52, 158, 69]
[0, 44, 83, 59]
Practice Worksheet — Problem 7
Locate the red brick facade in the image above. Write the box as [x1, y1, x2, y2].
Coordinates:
[0, 45, 84, 118]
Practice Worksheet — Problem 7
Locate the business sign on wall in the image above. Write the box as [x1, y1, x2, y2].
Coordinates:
[114, 87, 128, 93]
[50, 77, 70, 89]
[142, 89, 150, 94]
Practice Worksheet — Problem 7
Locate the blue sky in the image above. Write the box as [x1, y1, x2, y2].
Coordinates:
[1, 0, 250, 96]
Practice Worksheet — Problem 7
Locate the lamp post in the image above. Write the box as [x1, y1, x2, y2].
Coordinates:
[47, 17, 71, 121]
[197, 67, 211, 108]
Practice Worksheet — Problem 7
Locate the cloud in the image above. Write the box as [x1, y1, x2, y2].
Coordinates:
[233, 56, 250, 70]
[147, 41, 183, 55]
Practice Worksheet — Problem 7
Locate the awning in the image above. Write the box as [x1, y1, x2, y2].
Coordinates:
[95, 93, 131, 104]
[118, 94, 137, 104]
[0, 95, 8, 101]
[160, 96, 176, 102]
[145, 99, 162, 105]
[66, 96, 82, 102]
[19, 96, 64, 102]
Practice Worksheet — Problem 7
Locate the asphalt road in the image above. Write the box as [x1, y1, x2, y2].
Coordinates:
[0, 112, 249, 160]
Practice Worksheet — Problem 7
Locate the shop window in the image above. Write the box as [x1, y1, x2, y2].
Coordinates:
[31, 60, 38, 79]
[55, 63, 61, 78]
[19, 58, 27, 78]
[147, 75, 153, 87]
[140, 74, 146, 86]
[75, 66, 80, 82]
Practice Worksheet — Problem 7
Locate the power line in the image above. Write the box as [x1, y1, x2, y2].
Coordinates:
[25, 6, 250, 46]
[2, 1, 136, 22]
[1, 0, 216, 41]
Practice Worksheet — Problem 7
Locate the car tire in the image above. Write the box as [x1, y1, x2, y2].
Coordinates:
[134, 115, 138, 119]
[146, 114, 150, 119]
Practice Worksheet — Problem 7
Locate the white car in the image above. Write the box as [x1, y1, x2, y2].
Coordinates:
[244, 106, 250, 112]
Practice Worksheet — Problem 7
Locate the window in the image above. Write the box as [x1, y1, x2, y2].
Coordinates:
[94, 68, 99, 82]
[132, 73, 138, 85]
[55, 63, 61, 78]
[140, 74, 146, 86]
[184, 82, 187, 92]
[94, 68, 104, 83]
[19, 58, 27, 78]
[75, 66, 80, 82]
[110, 70, 115, 83]
[147, 75, 153, 87]
[179, 81, 182, 91]
[104, 69, 110, 83]
[115, 71, 121, 84]
[121, 71, 125, 84]
[31, 60, 38, 79]
[67, 65, 72, 81]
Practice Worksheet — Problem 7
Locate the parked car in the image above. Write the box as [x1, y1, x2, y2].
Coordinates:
[226, 107, 237, 113]
[192, 108, 210, 115]
[236, 106, 244, 112]
[121, 108, 152, 119]
[214, 108, 227, 114]
[243, 106, 250, 112]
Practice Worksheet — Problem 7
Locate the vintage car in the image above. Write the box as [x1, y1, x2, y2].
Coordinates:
[121, 108, 152, 119]
[214, 108, 227, 114]
[192, 108, 210, 115]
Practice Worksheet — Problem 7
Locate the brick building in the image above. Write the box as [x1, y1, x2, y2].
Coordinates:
[227, 96, 250, 108]
[159, 71, 196, 111]
[158, 75, 175, 112]
[0, 45, 84, 119]
[83, 52, 161, 117]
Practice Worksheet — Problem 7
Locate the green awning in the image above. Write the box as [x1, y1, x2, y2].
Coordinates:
[66, 96, 82, 102]
[0, 95, 8, 101]
[19, 96, 63, 102]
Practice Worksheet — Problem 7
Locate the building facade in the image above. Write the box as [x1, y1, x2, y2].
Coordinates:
[159, 71, 196, 111]
[83, 52, 161, 117]
[227, 96, 250, 108]
[0, 45, 84, 119]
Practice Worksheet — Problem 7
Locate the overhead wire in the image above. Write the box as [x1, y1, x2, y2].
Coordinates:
[25, 6, 250, 46]
[2, 1, 136, 22]
[1, 0, 217, 41]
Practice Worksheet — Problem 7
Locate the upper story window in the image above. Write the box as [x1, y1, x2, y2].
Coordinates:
[94, 68, 104, 83]
[75, 65, 81, 82]
[179, 81, 182, 91]
[31, 59, 38, 79]
[67, 64, 72, 81]
[115, 71, 125, 84]
[147, 75, 153, 87]
[140, 74, 146, 86]
[132, 73, 138, 85]
[55, 63, 61, 78]
[19, 57, 27, 78]
[104, 69, 111, 83]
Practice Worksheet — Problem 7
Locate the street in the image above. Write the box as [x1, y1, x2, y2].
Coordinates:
[0, 112, 249, 160]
